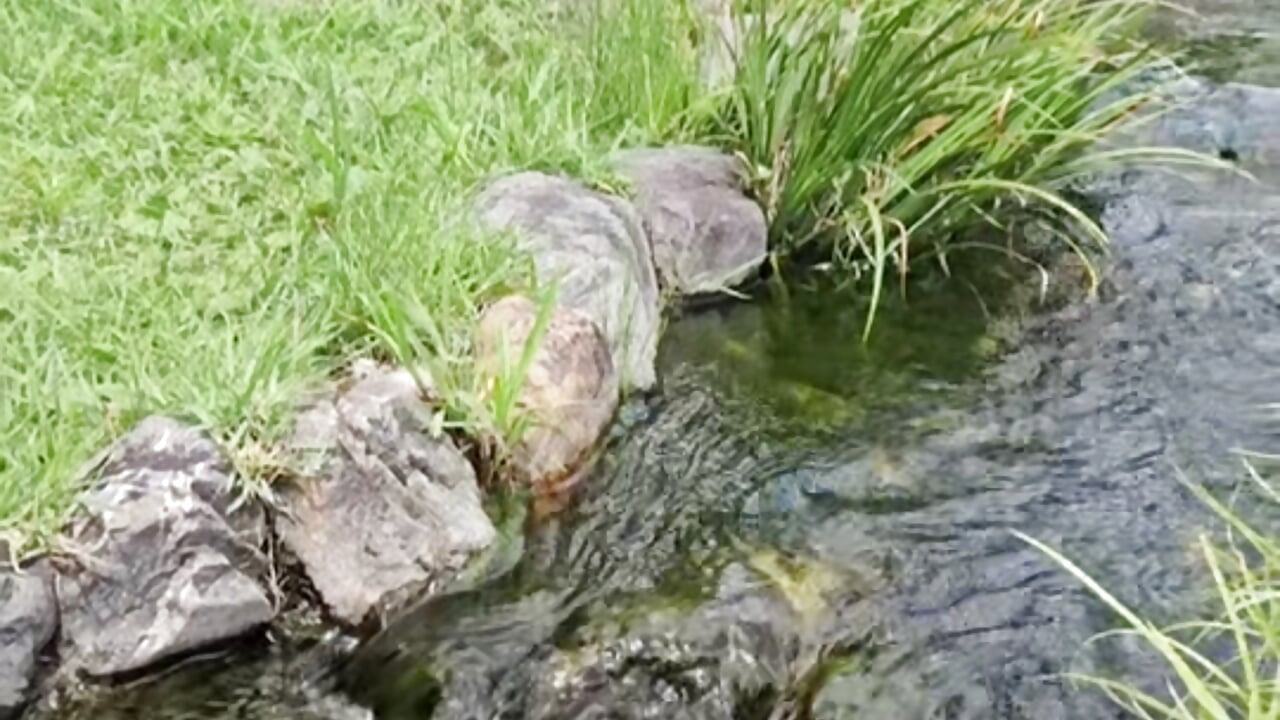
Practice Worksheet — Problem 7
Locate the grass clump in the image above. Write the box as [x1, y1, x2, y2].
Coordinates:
[0, 0, 703, 554]
[1023, 458, 1280, 719]
[709, 0, 1199, 336]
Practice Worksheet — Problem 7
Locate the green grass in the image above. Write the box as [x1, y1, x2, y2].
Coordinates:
[0, 0, 704, 554]
[1024, 457, 1280, 719]
[0, 0, 1215, 556]
[707, 0, 1212, 337]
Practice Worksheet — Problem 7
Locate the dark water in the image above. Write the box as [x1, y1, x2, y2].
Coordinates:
[30, 16, 1280, 720]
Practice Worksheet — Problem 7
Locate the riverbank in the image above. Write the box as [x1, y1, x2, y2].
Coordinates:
[1, 0, 1209, 717]
[1, 0, 767, 709]
[0, 0, 703, 554]
[1, 0, 1175, 555]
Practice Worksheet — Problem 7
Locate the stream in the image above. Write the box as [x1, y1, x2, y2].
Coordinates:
[29, 6, 1280, 720]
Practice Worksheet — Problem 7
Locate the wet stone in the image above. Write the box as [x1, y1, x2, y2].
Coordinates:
[521, 560, 861, 720]
[1152, 82, 1280, 168]
[23, 633, 374, 720]
[475, 172, 662, 391]
[0, 562, 56, 718]
[278, 366, 496, 628]
[613, 146, 767, 296]
[56, 416, 272, 677]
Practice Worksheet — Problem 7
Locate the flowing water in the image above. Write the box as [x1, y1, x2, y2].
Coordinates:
[29, 9, 1280, 720]
[1147, 0, 1280, 86]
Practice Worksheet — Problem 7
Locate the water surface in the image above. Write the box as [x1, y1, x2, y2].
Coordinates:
[28, 4, 1280, 720]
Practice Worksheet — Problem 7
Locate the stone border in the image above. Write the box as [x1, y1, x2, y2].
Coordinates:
[0, 146, 768, 718]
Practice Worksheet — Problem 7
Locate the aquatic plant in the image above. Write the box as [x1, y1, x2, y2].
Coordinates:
[710, 0, 1206, 336]
[1022, 459, 1280, 719]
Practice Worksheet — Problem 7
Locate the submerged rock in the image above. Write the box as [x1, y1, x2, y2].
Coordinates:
[476, 295, 619, 499]
[1146, 81, 1280, 167]
[56, 416, 272, 677]
[24, 630, 375, 720]
[475, 172, 661, 391]
[0, 562, 56, 718]
[278, 366, 496, 628]
[614, 146, 767, 296]
[523, 560, 865, 720]
[1097, 77, 1280, 186]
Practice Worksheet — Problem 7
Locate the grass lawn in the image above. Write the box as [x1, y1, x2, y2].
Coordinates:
[0, 0, 701, 554]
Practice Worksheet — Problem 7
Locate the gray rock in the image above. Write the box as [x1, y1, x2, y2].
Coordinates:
[476, 296, 619, 500]
[1098, 79, 1280, 183]
[1150, 82, 1280, 171]
[279, 366, 496, 628]
[475, 172, 661, 391]
[56, 416, 272, 677]
[614, 146, 767, 295]
[0, 563, 56, 717]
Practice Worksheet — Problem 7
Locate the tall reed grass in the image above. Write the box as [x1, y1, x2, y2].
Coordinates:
[709, 0, 1203, 335]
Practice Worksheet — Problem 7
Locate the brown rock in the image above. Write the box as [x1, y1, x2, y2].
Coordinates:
[476, 296, 620, 499]
[474, 172, 661, 391]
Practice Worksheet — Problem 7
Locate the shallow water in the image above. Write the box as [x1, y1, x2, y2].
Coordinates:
[1147, 0, 1280, 85]
[28, 7, 1280, 720]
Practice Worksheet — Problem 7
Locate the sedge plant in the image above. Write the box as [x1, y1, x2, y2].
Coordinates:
[709, 0, 1213, 337]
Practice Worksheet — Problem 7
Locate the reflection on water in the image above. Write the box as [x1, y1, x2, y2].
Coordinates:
[656, 263, 1038, 435]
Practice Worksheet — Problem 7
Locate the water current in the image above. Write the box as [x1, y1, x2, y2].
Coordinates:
[29, 5, 1280, 720]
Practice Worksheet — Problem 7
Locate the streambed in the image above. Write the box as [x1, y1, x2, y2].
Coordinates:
[27, 13, 1280, 720]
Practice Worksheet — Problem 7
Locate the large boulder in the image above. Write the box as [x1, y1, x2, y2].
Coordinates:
[476, 296, 619, 499]
[278, 366, 496, 628]
[614, 146, 768, 295]
[56, 416, 272, 677]
[475, 172, 661, 391]
[0, 562, 56, 718]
